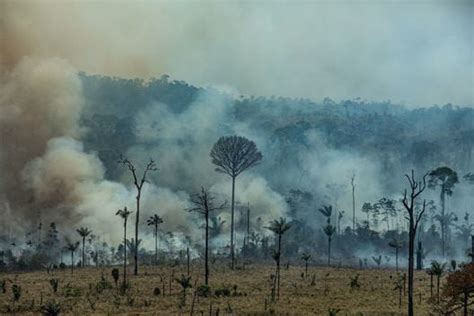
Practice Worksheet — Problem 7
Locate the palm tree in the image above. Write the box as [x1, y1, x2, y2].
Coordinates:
[388, 238, 403, 272]
[319, 205, 333, 225]
[425, 267, 435, 298]
[430, 260, 446, 304]
[301, 253, 311, 277]
[323, 224, 337, 266]
[188, 188, 225, 285]
[428, 167, 459, 257]
[266, 217, 291, 300]
[116, 207, 133, 290]
[147, 214, 163, 266]
[65, 240, 80, 274]
[76, 227, 92, 267]
[210, 136, 262, 269]
[175, 274, 192, 304]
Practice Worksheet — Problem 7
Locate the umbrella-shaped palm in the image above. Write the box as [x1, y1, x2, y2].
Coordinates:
[266, 217, 291, 300]
[65, 240, 80, 274]
[147, 214, 163, 265]
[116, 207, 133, 290]
[323, 224, 337, 266]
[388, 238, 403, 272]
[76, 227, 92, 267]
[319, 205, 333, 225]
[430, 260, 446, 303]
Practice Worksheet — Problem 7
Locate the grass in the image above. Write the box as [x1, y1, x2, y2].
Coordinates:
[0, 263, 435, 315]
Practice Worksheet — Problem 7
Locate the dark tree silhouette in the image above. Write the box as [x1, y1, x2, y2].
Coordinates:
[76, 227, 92, 267]
[430, 260, 446, 304]
[402, 170, 428, 316]
[301, 253, 311, 277]
[351, 173, 356, 232]
[147, 214, 163, 266]
[210, 135, 262, 269]
[116, 207, 133, 290]
[266, 217, 291, 300]
[65, 240, 79, 275]
[323, 224, 336, 266]
[428, 166, 458, 257]
[119, 156, 157, 275]
[188, 187, 226, 285]
[319, 205, 333, 225]
[389, 238, 403, 272]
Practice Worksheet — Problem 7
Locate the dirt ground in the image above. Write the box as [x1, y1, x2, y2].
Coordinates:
[0, 263, 437, 315]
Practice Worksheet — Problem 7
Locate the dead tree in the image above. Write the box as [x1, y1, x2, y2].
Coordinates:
[210, 136, 262, 269]
[402, 170, 428, 316]
[351, 173, 356, 232]
[188, 187, 226, 285]
[119, 156, 157, 275]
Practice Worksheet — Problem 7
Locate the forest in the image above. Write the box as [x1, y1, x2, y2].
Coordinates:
[1, 72, 473, 314]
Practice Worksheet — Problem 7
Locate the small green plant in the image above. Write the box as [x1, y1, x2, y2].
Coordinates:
[96, 274, 113, 293]
[328, 307, 341, 315]
[41, 301, 61, 316]
[49, 279, 59, 293]
[175, 274, 192, 306]
[63, 284, 81, 297]
[111, 268, 120, 286]
[214, 284, 232, 297]
[350, 274, 361, 289]
[11, 284, 21, 302]
[196, 284, 211, 297]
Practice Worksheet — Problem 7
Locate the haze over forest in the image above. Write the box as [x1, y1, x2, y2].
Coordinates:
[0, 0, 473, 268]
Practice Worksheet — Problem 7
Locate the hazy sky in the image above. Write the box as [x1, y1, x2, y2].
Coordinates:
[2, 0, 473, 106]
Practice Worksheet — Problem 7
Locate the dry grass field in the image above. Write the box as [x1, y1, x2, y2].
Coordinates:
[0, 263, 436, 315]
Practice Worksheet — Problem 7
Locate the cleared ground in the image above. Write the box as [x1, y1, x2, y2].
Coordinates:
[0, 263, 436, 315]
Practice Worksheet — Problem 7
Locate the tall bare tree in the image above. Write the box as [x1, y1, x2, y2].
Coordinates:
[266, 217, 291, 300]
[76, 227, 92, 267]
[428, 166, 458, 257]
[210, 135, 262, 269]
[147, 214, 163, 266]
[116, 207, 133, 290]
[119, 156, 157, 275]
[402, 170, 428, 316]
[351, 173, 356, 232]
[188, 187, 225, 285]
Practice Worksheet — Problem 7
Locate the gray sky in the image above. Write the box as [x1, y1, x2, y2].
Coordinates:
[3, 0, 473, 106]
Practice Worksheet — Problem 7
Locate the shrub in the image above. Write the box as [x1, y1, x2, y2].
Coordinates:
[111, 268, 120, 286]
[11, 284, 21, 302]
[40, 301, 61, 316]
[196, 284, 211, 297]
[214, 284, 231, 297]
[49, 279, 59, 293]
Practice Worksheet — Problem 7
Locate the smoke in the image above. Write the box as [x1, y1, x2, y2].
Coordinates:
[1, 0, 472, 256]
[1, 1, 471, 106]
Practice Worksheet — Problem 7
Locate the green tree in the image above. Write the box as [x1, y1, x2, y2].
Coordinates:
[116, 207, 133, 290]
[76, 227, 92, 267]
[266, 217, 291, 300]
[428, 167, 458, 257]
[323, 224, 337, 266]
[147, 214, 163, 266]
